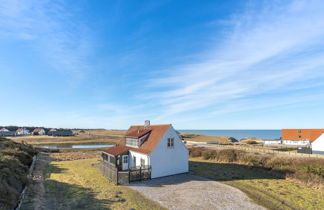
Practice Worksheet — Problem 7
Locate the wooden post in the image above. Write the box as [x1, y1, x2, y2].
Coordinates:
[140, 167, 142, 181]
[115, 167, 118, 185]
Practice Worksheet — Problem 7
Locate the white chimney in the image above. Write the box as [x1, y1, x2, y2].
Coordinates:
[144, 120, 150, 128]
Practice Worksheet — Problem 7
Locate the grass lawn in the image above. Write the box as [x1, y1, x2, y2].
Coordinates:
[190, 158, 324, 210]
[44, 158, 164, 210]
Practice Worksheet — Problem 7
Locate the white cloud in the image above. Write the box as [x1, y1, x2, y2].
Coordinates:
[146, 0, 324, 120]
[0, 0, 92, 82]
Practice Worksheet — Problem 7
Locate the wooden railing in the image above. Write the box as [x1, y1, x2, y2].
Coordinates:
[97, 161, 151, 185]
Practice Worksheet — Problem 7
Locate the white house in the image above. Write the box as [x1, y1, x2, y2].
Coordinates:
[16, 128, 30, 135]
[263, 139, 282, 145]
[312, 133, 324, 155]
[0, 128, 16, 136]
[281, 139, 310, 146]
[102, 121, 188, 179]
[32, 128, 46, 135]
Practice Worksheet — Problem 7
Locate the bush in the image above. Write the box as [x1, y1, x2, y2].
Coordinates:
[202, 150, 217, 160]
[0, 139, 37, 209]
[189, 146, 324, 188]
[245, 140, 258, 144]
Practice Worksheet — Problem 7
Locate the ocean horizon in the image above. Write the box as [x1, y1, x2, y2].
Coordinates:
[179, 129, 281, 140]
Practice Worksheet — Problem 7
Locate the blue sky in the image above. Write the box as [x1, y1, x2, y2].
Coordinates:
[1, 0, 324, 129]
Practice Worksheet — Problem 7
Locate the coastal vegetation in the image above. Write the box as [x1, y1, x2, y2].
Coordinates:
[181, 132, 237, 143]
[10, 132, 121, 146]
[0, 137, 37, 210]
[189, 147, 324, 209]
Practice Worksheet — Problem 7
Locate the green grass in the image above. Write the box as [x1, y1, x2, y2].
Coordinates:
[44, 158, 164, 210]
[190, 158, 324, 210]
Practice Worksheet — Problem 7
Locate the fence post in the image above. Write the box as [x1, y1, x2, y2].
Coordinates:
[140, 167, 142, 180]
[116, 168, 119, 185]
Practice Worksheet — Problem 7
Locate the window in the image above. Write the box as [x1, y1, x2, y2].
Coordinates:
[109, 155, 115, 164]
[141, 158, 145, 166]
[102, 153, 108, 161]
[133, 156, 136, 166]
[125, 137, 139, 147]
[298, 135, 302, 138]
[298, 129, 302, 133]
[167, 138, 174, 148]
[123, 155, 128, 164]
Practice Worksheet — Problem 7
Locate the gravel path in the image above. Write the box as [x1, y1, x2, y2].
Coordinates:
[128, 174, 265, 210]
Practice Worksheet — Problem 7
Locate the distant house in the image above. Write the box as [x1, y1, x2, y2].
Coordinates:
[47, 128, 57, 136]
[263, 139, 282, 145]
[16, 128, 30, 136]
[0, 128, 9, 132]
[48, 129, 73, 136]
[281, 129, 324, 146]
[0, 128, 16, 136]
[32, 128, 46, 135]
[311, 134, 324, 155]
[101, 121, 188, 184]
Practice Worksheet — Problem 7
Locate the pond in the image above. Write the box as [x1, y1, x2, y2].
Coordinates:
[40, 144, 114, 149]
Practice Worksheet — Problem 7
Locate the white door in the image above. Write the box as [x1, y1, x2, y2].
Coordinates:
[122, 155, 128, 170]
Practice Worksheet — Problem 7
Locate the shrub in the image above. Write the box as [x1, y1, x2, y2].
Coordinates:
[189, 146, 324, 188]
[0, 139, 37, 209]
[202, 150, 217, 160]
[245, 140, 258, 144]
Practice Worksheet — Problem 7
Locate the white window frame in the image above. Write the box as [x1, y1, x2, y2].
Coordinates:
[123, 155, 128, 164]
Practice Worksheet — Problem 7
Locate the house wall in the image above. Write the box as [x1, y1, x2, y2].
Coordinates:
[17, 130, 30, 135]
[150, 125, 188, 178]
[129, 151, 149, 168]
[282, 140, 309, 145]
[312, 133, 324, 154]
[264, 140, 281, 145]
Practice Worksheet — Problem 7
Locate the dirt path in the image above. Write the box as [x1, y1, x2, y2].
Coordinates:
[20, 153, 51, 210]
[128, 174, 265, 210]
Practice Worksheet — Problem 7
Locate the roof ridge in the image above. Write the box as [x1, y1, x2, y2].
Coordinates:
[130, 124, 171, 127]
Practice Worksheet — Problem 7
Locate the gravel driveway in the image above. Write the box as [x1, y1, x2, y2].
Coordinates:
[128, 174, 265, 210]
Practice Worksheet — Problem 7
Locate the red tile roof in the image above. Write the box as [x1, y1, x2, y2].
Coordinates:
[103, 124, 170, 155]
[32, 128, 44, 133]
[282, 129, 324, 142]
[103, 144, 129, 156]
[125, 128, 152, 138]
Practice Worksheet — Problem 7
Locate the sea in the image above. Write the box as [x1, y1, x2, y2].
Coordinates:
[179, 130, 281, 140]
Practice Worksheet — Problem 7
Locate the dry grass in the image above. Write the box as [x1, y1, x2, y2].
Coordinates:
[181, 132, 237, 143]
[10, 134, 120, 146]
[44, 158, 164, 210]
[49, 150, 102, 161]
[190, 158, 324, 210]
[189, 147, 324, 188]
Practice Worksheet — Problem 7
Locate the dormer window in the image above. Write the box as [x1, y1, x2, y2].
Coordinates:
[126, 137, 139, 148]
